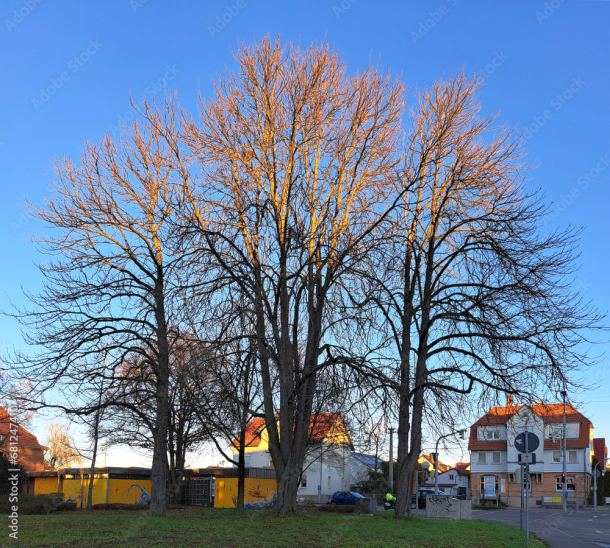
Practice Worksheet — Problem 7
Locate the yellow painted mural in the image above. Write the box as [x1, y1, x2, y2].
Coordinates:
[214, 478, 276, 509]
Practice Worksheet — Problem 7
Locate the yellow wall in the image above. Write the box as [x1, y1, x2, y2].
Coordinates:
[82, 477, 109, 506]
[107, 479, 152, 505]
[32, 475, 151, 507]
[63, 478, 84, 505]
[214, 478, 276, 509]
[33, 476, 60, 495]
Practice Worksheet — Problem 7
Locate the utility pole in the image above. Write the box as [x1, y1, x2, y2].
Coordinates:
[388, 427, 394, 493]
[524, 424, 529, 545]
[318, 445, 323, 503]
[562, 388, 568, 513]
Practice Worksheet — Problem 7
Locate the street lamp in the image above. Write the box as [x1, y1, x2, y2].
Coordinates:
[593, 457, 609, 512]
[433, 428, 468, 494]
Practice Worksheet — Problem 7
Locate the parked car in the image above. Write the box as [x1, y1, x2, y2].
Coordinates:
[411, 488, 446, 509]
[330, 491, 368, 505]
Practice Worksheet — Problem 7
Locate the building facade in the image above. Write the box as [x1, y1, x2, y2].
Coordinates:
[469, 403, 593, 507]
[232, 413, 353, 502]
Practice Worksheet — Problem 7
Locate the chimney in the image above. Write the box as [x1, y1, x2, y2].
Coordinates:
[507, 394, 514, 407]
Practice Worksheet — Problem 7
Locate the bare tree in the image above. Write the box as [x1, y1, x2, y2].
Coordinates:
[106, 333, 210, 504]
[46, 424, 81, 468]
[183, 38, 403, 512]
[9, 101, 189, 515]
[360, 76, 601, 516]
[189, 318, 264, 509]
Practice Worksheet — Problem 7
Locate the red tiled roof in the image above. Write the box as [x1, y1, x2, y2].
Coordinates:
[0, 408, 47, 452]
[231, 418, 266, 449]
[454, 461, 470, 476]
[420, 454, 450, 472]
[468, 403, 592, 451]
[232, 413, 349, 449]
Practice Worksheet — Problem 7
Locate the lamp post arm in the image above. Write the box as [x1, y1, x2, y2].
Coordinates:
[434, 428, 467, 493]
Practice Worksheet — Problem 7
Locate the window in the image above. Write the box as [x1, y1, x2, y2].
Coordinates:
[492, 452, 501, 464]
[327, 475, 331, 487]
[548, 425, 565, 440]
[483, 429, 500, 440]
[478, 452, 487, 465]
[300, 474, 307, 488]
[568, 450, 577, 464]
[509, 472, 518, 483]
[552, 451, 561, 463]
[480, 475, 498, 498]
[449, 474, 455, 481]
[555, 476, 576, 491]
[530, 473, 543, 484]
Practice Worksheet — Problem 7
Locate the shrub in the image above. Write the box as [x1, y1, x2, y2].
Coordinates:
[0, 494, 64, 515]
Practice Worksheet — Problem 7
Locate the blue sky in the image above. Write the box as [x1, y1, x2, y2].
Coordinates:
[1, 0, 609, 465]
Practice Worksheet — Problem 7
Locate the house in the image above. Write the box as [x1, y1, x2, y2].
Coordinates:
[0, 407, 46, 472]
[231, 413, 353, 502]
[418, 455, 470, 497]
[425, 462, 471, 498]
[350, 451, 382, 485]
[469, 402, 594, 507]
[419, 453, 450, 474]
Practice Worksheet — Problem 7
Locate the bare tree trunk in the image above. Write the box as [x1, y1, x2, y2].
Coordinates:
[86, 380, 104, 510]
[275, 463, 301, 514]
[86, 409, 100, 510]
[150, 283, 170, 516]
[237, 428, 246, 510]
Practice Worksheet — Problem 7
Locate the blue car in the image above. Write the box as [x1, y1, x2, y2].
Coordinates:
[330, 491, 367, 505]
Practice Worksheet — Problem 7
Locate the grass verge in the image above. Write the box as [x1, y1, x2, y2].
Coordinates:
[15, 507, 544, 547]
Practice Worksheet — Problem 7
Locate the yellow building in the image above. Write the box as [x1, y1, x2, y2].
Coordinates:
[29, 467, 152, 507]
[184, 467, 277, 509]
[30, 466, 277, 510]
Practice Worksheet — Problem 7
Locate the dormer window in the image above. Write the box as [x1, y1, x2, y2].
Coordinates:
[483, 429, 500, 440]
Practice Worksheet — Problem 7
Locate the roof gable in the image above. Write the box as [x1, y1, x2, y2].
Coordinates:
[232, 413, 353, 450]
[0, 408, 47, 452]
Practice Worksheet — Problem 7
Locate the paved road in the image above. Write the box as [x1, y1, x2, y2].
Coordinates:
[472, 507, 610, 547]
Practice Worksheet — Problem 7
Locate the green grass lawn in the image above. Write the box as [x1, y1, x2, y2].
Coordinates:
[14, 507, 543, 547]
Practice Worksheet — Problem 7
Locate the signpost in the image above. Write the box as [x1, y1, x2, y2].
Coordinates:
[515, 429, 540, 546]
[515, 431, 540, 453]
